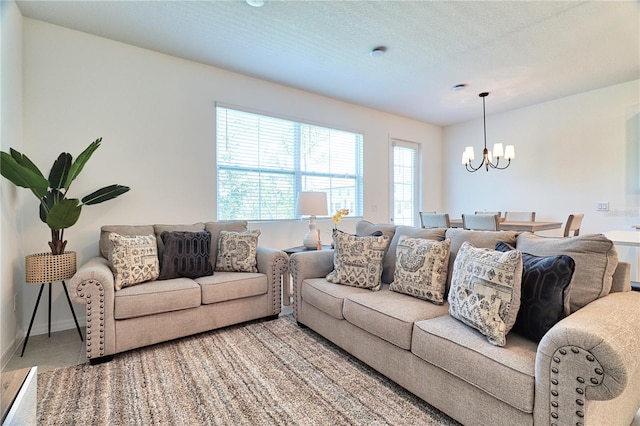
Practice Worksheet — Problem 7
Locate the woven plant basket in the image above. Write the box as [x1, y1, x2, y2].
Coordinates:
[25, 252, 76, 284]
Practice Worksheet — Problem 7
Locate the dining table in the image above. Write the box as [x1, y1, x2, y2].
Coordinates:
[449, 219, 563, 233]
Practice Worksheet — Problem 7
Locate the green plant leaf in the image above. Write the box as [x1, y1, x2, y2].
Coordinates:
[0, 151, 49, 198]
[65, 138, 102, 190]
[49, 153, 72, 190]
[46, 198, 82, 230]
[10, 148, 45, 179]
[39, 189, 64, 224]
[81, 184, 130, 205]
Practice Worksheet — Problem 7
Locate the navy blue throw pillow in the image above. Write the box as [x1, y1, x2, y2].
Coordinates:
[159, 231, 214, 280]
[495, 241, 575, 342]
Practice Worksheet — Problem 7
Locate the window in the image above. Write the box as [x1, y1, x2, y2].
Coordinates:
[391, 140, 420, 226]
[216, 106, 363, 221]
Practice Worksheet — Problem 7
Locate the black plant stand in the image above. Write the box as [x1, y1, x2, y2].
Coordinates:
[21, 280, 83, 357]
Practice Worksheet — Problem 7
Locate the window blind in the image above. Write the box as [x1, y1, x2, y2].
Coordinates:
[216, 107, 363, 221]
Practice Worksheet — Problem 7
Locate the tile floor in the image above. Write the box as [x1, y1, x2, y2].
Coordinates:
[3, 304, 294, 375]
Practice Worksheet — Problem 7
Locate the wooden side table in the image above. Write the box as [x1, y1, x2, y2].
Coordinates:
[282, 245, 332, 306]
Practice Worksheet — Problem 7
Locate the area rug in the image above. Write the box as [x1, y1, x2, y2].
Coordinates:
[37, 315, 460, 425]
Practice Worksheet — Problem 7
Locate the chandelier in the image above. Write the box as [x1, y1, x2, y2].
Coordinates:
[461, 92, 515, 172]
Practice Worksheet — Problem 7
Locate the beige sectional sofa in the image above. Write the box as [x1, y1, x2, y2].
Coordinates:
[69, 221, 288, 364]
[289, 221, 640, 426]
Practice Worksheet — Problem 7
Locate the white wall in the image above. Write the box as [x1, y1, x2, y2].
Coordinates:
[1, 0, 25, 369]
[15, 19, 441, 338]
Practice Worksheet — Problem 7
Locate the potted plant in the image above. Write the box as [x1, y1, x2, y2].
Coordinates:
[1, 137, 130, 255]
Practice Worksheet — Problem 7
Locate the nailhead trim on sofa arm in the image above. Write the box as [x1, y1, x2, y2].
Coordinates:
[256, 246, 289, 316]
[70, 257, 117, 360]
[534, 291, 640, 426]
[548, 346, 604, 426]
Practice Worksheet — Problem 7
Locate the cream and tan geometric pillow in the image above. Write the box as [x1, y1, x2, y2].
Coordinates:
[448, 241, 523, 346]
[215, 230, 261, 273]
[108, 233, 159, 291]
[326, 230, 390, 291]
[390, 237, 451, 304]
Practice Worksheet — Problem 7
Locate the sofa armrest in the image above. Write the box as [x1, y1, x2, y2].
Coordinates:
[610, 261, 631, 293]
[288, 250, 335, 320]
[534, 291, 640, 426]
[68, 256, 117, 359]
[256, 246, 289, 315]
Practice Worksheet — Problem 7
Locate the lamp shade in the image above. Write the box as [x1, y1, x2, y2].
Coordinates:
[504, 145, 515, 160]
[492, 143, 504, 158]
[296, 191, 328, 216]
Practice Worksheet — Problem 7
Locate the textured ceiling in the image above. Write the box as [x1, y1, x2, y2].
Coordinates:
[16, 0, 640, 126]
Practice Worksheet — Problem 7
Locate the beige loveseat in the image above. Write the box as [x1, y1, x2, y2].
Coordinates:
[290, 221, 640, 426]
[69, 221, 288, 364]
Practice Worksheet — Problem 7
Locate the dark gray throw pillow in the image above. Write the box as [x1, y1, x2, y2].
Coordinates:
[159, 231, 214, 280]
[495, 241, 575, 342]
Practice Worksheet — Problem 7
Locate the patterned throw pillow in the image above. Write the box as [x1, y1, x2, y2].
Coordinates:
[215, 230, 261, 273]
[448, 241, 523, 346]
[326, 230, 390, 291]
[495, 241, 575, 342]
[158, 231, 214, 280]
[108, 233, 160, 291]
[390, 236, 451, 304]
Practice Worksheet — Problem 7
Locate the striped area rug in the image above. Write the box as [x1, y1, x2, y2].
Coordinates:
[37, 315, 459, 425]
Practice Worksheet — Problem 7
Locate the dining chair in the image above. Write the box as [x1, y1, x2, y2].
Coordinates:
[475, 211, 501, 218]
[419, 212, 450, 228]
[462, 213, 501, 231]
[504, 211, 536, 222]
[563, 213, 584, 237]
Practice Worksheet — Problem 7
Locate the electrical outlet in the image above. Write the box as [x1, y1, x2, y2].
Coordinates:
[596, 202, 609, 212]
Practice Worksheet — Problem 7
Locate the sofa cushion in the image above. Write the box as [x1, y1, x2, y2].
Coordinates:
[301, 278, 371, 320]
[355, 221, 397, 283]
[158, 231, 214, 280]
[100, 225, 155, 259]
[390, 237, 451, 304]
[445, 228, 519, 290]
[154, 223, 205, 264]
[516, 233, 618, 313]
[326, 230, 390, 291]
[412, 315, 537, 413]
[108, 233, 160, 291]
[384, 226, 447, 284]
[343, 287, 450, 350]
[196, 271, 267, 304]
[448, 242, 523, 346]
[205, 221, 248, 266]
[215, 229, 261, 273]
[496, 241, 575, 342]
[114, 278, 201, 319]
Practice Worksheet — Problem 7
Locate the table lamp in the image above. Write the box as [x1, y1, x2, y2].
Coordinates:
[296, 191, 328, 249]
